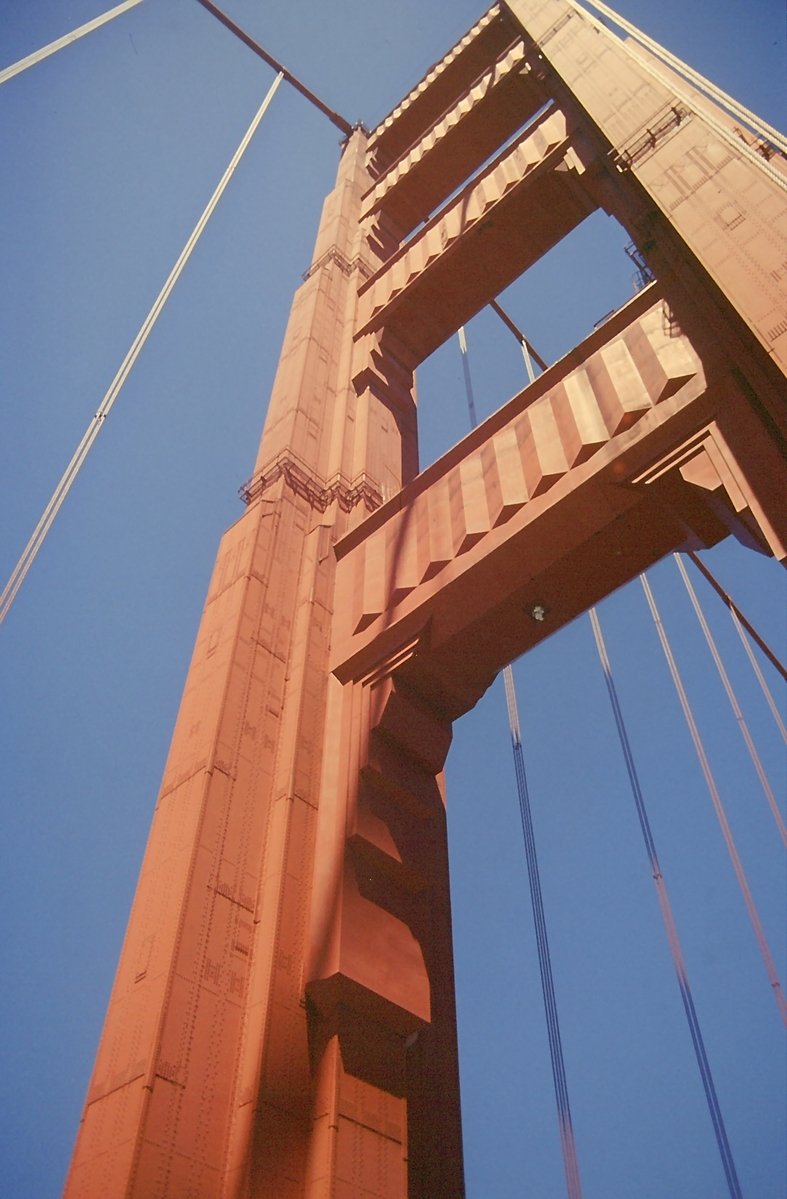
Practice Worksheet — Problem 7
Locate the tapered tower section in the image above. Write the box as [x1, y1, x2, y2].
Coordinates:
[67, 3, 786, 1197]
[64, 123, 432, 1197]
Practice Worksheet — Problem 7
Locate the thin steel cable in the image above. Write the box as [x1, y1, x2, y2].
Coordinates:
[0, 73, 284, 625]
[589, 607, 742, 1198]
[520, 338, 536, 385]
[686, 551, 786, 684]
[457, 327, 478, 427]
[684, 551, 786, 741]
[504, 669, 584, 1199]
[729, 607, 787, 744]
[458, 327, 583, 1198]
[0, 0, 145, 86]
[675, 555, 786, 846]
[194, 0, 352, 135]
[489, 299, 549, 373]
[640, 573, 787, 1025]
[0, 415, 107, 623]
[568, 0, 787, 155]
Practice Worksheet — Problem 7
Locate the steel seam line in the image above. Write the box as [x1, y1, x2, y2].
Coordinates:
[0, 0, 145, 86]
[0, 72, 284, 625]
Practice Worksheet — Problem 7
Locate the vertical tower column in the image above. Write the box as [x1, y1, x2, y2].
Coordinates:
[67, 4, 787, 1197]
[305, 659, 465, 1199]
[65, 127, 425, 1199]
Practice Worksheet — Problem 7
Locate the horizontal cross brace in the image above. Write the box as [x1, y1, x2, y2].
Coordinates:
[356, 106, 595, 363]
[333, 283, 726, 716]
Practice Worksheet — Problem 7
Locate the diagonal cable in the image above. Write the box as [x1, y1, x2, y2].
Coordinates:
[568, 0, 787, 155]
[729, 607, 787, 743]
[675, 554, 786, 845]
[640, 572, 787, 1025]
[589, 606, 742, 1199]
[194, 0, 352, 134]
[686, 551, 786, 684]
[458, 325, 583, 1198]
[0, 1, 145, 86]
[0, 72, 283, 625]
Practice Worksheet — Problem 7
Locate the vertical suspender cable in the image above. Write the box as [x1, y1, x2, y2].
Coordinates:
[520, 337, 537, 385]
[457, 326, 583, 1199]
[674, 555, 786, 845]
[457, 326, 478, 427]
[683, 551, 786, 741]
[0, 1, 145, 86]
[503, 669, 584, 1199]
[640, 573, 787, 1026]
[488, 299, 546, 377]
[685, 551, 787, 684]
[730, 607, 787, 743]
[589, 607, 742, 1199]
[0, 72, 284, 625]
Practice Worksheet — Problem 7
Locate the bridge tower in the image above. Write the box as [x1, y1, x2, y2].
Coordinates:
[66, 2, 786, 1196]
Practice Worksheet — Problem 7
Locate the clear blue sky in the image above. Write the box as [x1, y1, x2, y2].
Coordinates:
[0, 2, 784, 1196]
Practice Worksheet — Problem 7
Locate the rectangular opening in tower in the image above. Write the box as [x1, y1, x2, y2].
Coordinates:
[415, 210, 643, 469]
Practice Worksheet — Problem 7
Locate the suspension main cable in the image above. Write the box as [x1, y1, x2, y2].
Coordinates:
[0, 72, 284, 626]
[0, 0, 145, 86]
[674, 555, 786, 846]
[561, 1, 787, 193]
[640, 572, 787, 1026]
[589, 606, 742, 1199]
[194, 0, 353, 135]
[457, 326, 583, 1199]
[568, 0, 787, 156]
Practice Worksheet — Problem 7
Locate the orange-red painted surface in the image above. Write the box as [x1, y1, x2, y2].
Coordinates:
[66, 3, 786, 1196]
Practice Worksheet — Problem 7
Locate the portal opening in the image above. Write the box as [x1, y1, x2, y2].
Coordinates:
[415, 209, 643, 469]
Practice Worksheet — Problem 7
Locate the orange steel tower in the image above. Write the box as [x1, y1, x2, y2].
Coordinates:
[66, 2, 786, 1196]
